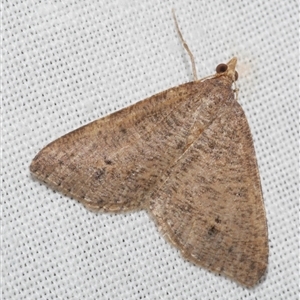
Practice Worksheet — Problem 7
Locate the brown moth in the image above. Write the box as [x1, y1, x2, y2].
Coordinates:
[30, 13, 268, 287]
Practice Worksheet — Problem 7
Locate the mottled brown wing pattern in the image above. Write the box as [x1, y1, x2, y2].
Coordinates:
[30, 79, 232, 211]
[30, 84, 184, 211]
[148, 101, 268, 287]
[30, 57, 268, 286]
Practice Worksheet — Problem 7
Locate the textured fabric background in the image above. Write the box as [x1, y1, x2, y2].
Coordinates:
[2, 0, 299, 299]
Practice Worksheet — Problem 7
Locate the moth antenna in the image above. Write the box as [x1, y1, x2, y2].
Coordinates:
[172, 9, 198, 81]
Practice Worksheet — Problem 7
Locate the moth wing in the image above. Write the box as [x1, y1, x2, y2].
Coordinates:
[148, 101, 268, 287]
[30, 82, 204, 211]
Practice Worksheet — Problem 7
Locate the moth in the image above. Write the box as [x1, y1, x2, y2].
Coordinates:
[30, 12, 268, 287]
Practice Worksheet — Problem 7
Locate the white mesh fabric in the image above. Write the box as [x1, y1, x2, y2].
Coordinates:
[2, 1, 299, 299]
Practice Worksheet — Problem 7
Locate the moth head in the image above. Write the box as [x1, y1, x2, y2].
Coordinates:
[216, 57, 238, 82]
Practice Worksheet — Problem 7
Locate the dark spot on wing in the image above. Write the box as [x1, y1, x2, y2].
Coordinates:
[176, 140, 185, 149]
[215, 216, 221, 223]
[208, 225, 219, 236]
[94, 168, 106, 180]
[250, 261, 256, 270]
[208, 141, 215, 149]
[104, 159, 113, 165]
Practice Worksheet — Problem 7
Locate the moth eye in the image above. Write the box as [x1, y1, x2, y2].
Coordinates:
[216, 63, 228, 73]
[235, 71, 239, 81]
